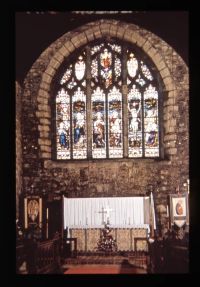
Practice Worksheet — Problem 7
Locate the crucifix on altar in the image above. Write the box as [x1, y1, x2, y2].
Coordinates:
[104, 206, 113, 224]
[98, 207, 107, 225]
[98, 206, 113, 225]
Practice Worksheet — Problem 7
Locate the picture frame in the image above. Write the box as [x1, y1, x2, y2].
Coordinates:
[24, 196, 42, 229]
[169, 192, 189, 228]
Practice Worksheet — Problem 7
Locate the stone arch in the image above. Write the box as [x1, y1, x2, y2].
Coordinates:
[23, 19, 189, 162]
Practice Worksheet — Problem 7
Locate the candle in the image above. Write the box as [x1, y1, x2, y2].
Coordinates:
[166, 205, 169, 217]
[187, 179, 190, 194]
[46, 208, 49, 239]
[176, 185, 180, 194]
[39, 198, 42, 224]
[24, 198, 28, 229]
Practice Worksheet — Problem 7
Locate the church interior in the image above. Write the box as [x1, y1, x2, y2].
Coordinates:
[16, 11, 189, 274]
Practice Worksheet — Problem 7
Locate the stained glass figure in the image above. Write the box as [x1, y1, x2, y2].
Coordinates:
[72, 88, 87, 159]
[127, 53, 138, 78]
[144, 85, 159, 157]
[100, 48, 112, 88]
[108, 87, 123, 158]
[92, 87, 106, 158]
[75, 55, 86, 81]
[128, 85, 142, 157]
[56, 89, 71, 159]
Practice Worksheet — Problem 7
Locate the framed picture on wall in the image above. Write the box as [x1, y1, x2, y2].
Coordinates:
[169, 192, 189, 228]
[24, 196, 42, 229]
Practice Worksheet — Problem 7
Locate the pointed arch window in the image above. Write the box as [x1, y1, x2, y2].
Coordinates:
[54, 40, 161, 160]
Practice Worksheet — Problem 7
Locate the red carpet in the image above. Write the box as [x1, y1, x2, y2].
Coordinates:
[64, 264, 147, 274]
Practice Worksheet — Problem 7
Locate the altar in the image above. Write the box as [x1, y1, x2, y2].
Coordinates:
[68, 225, 149, 252]
[63, 196, 155, 252]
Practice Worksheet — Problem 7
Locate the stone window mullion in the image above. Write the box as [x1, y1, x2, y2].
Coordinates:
[122, 44, 128, 158]
[86, 46, 92, 159]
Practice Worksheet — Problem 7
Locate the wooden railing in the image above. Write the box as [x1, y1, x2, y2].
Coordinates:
[16, 243, 27, 273]
[164, 243, 189, 273]
[148, 238, 189, 273]
[25, 233, 61, 274]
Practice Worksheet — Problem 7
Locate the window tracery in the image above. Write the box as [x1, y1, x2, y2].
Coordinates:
[55, 40, 160, 160]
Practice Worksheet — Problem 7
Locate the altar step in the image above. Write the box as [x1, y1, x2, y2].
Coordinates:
[63, 254, 149, 269]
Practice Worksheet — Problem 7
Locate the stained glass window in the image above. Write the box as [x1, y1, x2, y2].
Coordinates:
[128, 85, 142, 158]
[72, 88, 87, 159]
[92, 87, 106, 158]
[144, 85, 159, 157]
[55, 40, 161, 160]
[56, 89, 71, 159]
[108, 87, 123, 158]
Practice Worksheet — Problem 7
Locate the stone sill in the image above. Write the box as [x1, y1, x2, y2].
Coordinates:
[44, 158, 171, 169]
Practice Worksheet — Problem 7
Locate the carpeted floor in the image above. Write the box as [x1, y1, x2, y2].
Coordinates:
[64, 254, 148, 267]
[64, 264, 147, 274]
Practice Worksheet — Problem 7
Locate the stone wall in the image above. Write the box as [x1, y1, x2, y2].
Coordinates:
[21, 19, 189, 234]
[16, 81, 22, 218]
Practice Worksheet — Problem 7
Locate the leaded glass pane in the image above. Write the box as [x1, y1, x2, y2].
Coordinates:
[60, 66, 72, 84]
[136, 74, 146, 86]
[144, 85, 159, 157]
[91, 44, 104, 55]
[108, 43, 121, 53]
[127, 53, 138, 78]
[92, 87, 106, 158]
[108, 87, 123, 158]
[67, 77, 77, 89]
[141, 61, 153, 80]
[72, 87, 87, 159]
[56, 89, 71, 159]
[82, 80, 86, 87]
[75, 56, 86, 81]
[114, 55, 121, 80]
[127, 78, 131, 85]
[91, 59, 98, 83]
[128, 85, 142, 158]
[100, 48, 112, 88]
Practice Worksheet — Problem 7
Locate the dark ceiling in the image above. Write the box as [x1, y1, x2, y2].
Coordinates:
[16, 11, 188, 85]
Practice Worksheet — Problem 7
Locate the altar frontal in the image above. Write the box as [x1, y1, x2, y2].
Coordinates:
[63, 196, 155, 252]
